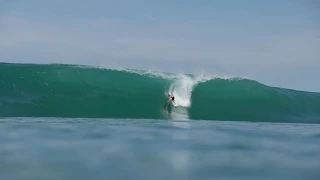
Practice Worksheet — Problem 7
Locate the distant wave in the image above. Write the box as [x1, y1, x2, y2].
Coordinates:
[1, 63, 320, 123]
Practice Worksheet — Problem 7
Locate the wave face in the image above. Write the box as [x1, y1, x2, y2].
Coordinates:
[1, 63, 320, 123]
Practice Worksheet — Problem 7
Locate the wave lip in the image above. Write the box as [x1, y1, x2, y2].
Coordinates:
[1, 63, 320, 123]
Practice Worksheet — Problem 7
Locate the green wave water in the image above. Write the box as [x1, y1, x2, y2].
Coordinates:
[1, 63, 320, 123]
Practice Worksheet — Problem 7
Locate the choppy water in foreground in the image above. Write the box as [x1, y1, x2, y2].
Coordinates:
[1, 118, 319, 180]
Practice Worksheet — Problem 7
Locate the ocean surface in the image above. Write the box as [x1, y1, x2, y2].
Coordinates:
[1, 118, 320, 180]
[1, 63, 320, 180]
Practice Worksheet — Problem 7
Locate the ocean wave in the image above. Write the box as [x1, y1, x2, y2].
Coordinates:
[1, 63, 319, 123]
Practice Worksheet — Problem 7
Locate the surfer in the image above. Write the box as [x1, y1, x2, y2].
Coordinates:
[168, 94, 175, 104]
[164, 94, 176, 111]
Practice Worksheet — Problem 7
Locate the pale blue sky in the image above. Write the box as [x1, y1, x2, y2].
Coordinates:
[0, 0, 319, 92]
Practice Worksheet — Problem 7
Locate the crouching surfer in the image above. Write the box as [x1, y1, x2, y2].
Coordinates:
[164, 94, 175, 112]
[167, 94, 175, 105]
[163, 93, 176, 112]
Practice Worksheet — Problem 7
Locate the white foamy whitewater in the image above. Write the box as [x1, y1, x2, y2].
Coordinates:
[167, 72, 223, 107]
[116, 68, 235, 108]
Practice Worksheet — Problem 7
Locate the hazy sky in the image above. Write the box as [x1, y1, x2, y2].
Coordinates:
[0, 0, 319, 92]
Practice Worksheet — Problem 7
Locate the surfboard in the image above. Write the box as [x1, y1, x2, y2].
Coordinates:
[164, 101, 176, 112]
[171, 101, 177, 107]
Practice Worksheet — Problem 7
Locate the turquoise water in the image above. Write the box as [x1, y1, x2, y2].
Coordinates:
[1, 63, 320, 123]
[1, 118, 319, 180]
[1, 63, 320, 179]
